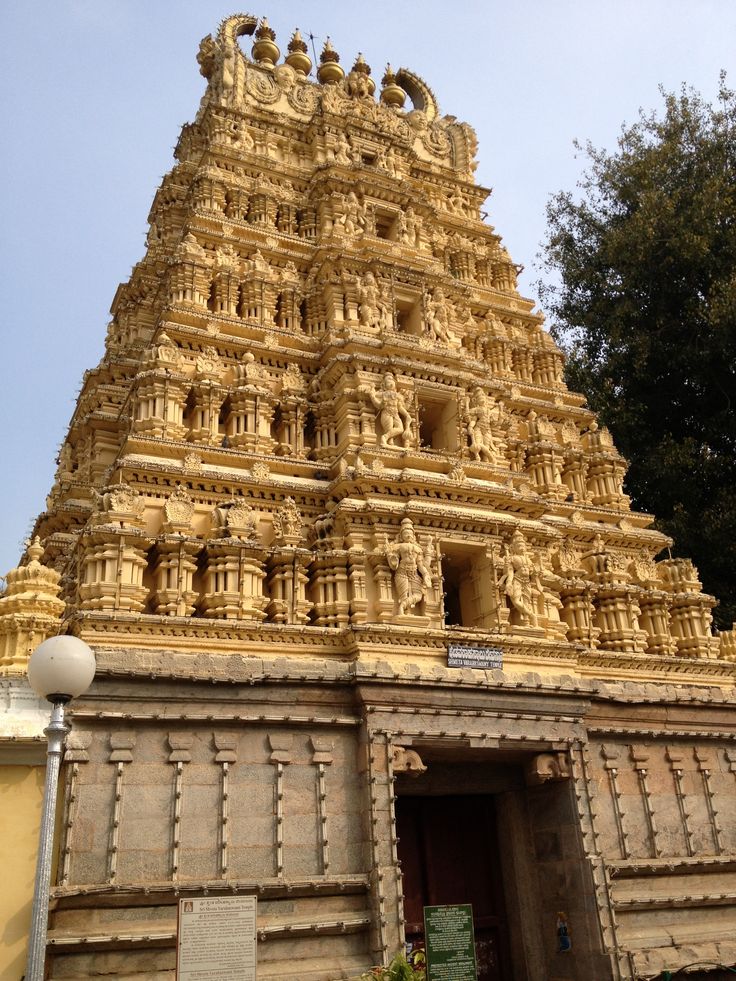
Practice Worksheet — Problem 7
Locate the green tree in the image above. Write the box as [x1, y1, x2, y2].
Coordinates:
[537, 77, 736, 629]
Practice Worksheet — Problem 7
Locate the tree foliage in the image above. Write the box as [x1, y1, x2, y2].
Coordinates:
[538, 77, 736, 629]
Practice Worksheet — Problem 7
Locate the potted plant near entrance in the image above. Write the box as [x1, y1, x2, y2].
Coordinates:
[360, 951, 426, 980]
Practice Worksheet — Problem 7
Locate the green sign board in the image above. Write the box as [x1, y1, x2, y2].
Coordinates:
[423, 903, 477, 981]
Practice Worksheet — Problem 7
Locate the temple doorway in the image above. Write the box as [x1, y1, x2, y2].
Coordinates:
[396, 793, 514, 980]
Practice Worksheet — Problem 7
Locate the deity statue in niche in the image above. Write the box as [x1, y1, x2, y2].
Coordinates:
[425, 288, 453, 345]
[465, 387, 500, 462]
[333, 130, 352, 166]
[359, 372, 413, 448]
[335, 191, 365, 236]
[384, 518, 434, 615]
[398, 206, 421, 248]
[358, 271, 391, 330]
[499, 529, 545, 627]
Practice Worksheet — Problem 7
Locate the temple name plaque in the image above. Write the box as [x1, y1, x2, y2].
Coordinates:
[177, 896, 256, 981]
[424, 903, 477, 981]
[448, 644, 503, 670]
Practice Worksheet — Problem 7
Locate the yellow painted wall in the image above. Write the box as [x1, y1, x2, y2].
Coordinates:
[0, 764, 44, 981]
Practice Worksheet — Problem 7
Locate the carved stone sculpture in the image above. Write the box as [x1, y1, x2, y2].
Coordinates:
[360, 372, 413, 448]
[358, 271, 391, 330]
[335, 191, 365, 237]
[465, 387, 499, 462]
[499, 528, 545, 627]
[384, 518, 434, 616]
[273, 497, 302, 546]
[426, 288, 453, 344]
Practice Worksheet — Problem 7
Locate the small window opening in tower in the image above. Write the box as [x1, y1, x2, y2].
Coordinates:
[270, 404, 283, 446]
[418, 396, 459, 453]
[183, 389, 196, 437]
[218, 397, 231, 437]
[395, 295, 422, 335]
[304, 409, 316, 457]
[374, 210, 397, 240]
[440, 544, 497, 629]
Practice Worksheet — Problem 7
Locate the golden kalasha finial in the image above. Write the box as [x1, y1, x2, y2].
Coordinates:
[252, 17, 280, 66]
[317, 38, 345, 84]
[380, 63, 406, 108]
[285, 28, 312, 75]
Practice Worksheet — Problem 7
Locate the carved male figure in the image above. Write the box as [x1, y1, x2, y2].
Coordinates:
[465, 387, 499, 462]
[358, 271, 388, 330]
[426, 288, 453, 344]
[385, 518, 433, 615]
[499, 529, 544, 626]
[335, 191, 365, 237]
[360, 372, 413, 448]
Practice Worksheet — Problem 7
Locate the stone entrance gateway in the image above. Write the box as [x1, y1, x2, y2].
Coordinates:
[2, 11, 736, 981]
[393, 747, 609, 981]
[396, 793, 513, 979]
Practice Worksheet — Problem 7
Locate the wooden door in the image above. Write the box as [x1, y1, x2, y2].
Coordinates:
[396, 794, 513, 980]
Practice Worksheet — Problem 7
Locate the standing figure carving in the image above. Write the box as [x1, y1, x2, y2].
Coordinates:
[426, 289, 453, 344]
[358, 271, 391, 330]
[333, 130, 352, 166]
[465, 387, 499, 462]
[385, 518, 434, 615]
[335, 191, 365, 236]
[398, 206, 421, 248]
[360, 372, 413, 448]
[499, 529, 544, 626]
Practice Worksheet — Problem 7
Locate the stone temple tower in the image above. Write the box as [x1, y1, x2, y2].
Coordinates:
[2, 13, 736, 981]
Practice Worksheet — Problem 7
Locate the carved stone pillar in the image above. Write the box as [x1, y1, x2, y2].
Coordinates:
[658, 559, 719, 657]
[193, 173, 226, 213]
[168, 234, 211, 309]
[186, 381, 223, 444]
[78, 485, 152, 614]
[511, 345, 534, 381]
[561, 448, 588, 502]
[200, 542, 267, 620]
[582, 422, 631, 508]
[151, 489, 200, 617]
[227, 389, 275, 453]
[266, 548, 311, 624]
[309, 552, 351, 627]
[132, 373, 188, 440]
[212, 267, 240, 316]
[225, 186, 250, 221]
[151, 539, 200, 617]
[582, 539, 647, 653]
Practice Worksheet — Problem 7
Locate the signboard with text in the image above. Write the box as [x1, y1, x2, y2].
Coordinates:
[424, 903, 477, 981]
[177, 896, 257, 981]
[448, 644, 503, 670]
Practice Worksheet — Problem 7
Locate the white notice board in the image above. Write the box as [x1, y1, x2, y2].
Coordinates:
[177, 895, 257, 980]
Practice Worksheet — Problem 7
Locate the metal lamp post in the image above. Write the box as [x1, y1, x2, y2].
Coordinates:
[25, 635, 95, 981]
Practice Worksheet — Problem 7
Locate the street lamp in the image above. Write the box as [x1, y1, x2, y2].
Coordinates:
[25, 635, 95, 981]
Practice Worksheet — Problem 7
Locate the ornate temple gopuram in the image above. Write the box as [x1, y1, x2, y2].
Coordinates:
[3, 13, 736, 981]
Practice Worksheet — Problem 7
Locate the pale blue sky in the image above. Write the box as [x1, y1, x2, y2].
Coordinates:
[1, 1, 735, 576]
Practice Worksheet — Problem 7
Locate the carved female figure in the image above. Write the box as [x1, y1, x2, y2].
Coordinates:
[360, 372, 413, 448]
[499, 529, 543, 626]
[385, 518, 433, 615]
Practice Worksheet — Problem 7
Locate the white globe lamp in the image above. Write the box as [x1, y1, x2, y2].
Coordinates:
[25, 635, 95, 981]
[27, 635, 96, 702]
